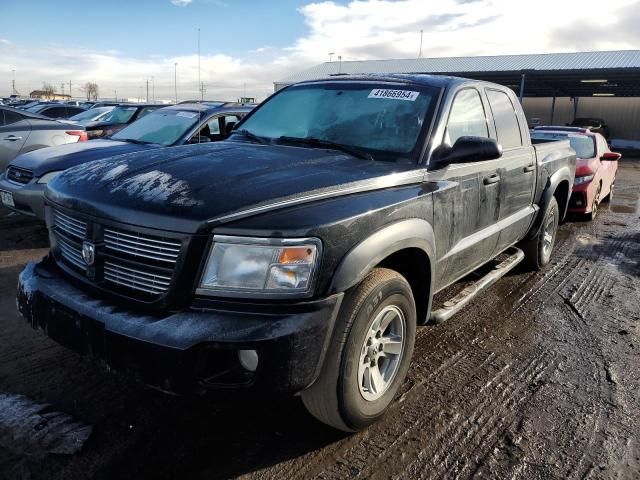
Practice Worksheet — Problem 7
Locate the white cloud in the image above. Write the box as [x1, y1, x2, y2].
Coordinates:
[170, 0, 192, 6]
[2, 0, 639, 101]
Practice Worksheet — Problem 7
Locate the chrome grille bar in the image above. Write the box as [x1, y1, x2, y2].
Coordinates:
[104, 261, 172, 294]
[104, 228, 181, 263]
[58, 237, 86, 270]
[53, 210, 87, 239]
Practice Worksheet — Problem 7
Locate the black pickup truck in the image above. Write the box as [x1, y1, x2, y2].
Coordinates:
[17, 74, 575, 432]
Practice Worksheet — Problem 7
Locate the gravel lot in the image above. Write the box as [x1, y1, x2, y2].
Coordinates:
[1, 161, 639, 480]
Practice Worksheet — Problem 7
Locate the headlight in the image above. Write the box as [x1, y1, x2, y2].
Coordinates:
[574, 174, 594, 185]
[37, 171, 63, 184]
[197, 236, 321, 298]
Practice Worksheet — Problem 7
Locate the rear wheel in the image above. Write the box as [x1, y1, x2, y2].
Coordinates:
[602, 178, 615, 203]
[586, 183, 602, 220]
[301, 268, 416, 432]
[521, 196, 559, 270]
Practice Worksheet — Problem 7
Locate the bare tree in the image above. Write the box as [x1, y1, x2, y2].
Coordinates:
[82, 82, 99, 101]
[42, 82, 56, 99]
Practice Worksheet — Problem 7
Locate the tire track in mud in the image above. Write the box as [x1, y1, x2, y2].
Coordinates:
[404, 354, 556, 480]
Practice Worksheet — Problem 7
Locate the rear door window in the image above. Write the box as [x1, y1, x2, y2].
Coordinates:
[486, 89, 522, 149]
[445, 89, 488, 145]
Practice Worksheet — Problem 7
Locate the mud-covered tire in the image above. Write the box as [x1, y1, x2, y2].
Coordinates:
[521, 196, 560, 271]
[301, 268, 416, 432]
[585, 183, 602, 221]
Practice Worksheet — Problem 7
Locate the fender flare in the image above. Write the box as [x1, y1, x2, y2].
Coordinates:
[528, 166, 572, 239]
[328, 218, 436, 304]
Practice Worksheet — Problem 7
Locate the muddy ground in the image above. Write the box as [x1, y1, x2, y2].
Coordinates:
[1, 161, 639, 480]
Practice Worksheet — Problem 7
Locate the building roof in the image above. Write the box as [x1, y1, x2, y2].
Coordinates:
[276, 50, 640, 97]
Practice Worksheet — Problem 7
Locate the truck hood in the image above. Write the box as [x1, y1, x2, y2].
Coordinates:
[46, 142, 421, 234]
[11, 139, 158, 177]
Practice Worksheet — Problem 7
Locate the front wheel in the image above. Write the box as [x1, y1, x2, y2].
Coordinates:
[521, 196, 559, 270]
[301, 268, 416, 432]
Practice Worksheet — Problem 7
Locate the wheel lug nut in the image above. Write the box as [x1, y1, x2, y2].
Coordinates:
[367, 338, 372, 346]
[364, 356, 370, 363]
[376, 331, 381, 338]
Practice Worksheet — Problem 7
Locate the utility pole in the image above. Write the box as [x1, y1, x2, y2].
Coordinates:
[174, 62, 178, 104]
[61, 83, 65, 96]
[338, 55, 342, 74]
[418, 29, 423, 58]
[198, 27, 202, 101]
[200, 82, 206, 99]
[151, 76, 155, 102]
[114, 90, 117, 101]
[11, 69, 17, 95]
[146, 79, 149, 102]
[69, 80, 72, 98]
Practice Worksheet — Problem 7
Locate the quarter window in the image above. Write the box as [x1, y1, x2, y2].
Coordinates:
[486, 89, 522, 149]
[446, 89, 488, 145]
[3, 110, 22, 125]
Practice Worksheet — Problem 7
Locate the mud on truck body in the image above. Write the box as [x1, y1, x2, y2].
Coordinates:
[17, 74, 576, 431]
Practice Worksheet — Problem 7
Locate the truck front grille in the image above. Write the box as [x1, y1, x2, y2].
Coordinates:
[7, 166, 34, 184]
[104, 228, 181, 263]
[53, 209, 87, 240]
[50, 207, 183, 300]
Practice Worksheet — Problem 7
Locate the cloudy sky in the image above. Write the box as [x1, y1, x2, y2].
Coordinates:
[1, 0, 639, 102]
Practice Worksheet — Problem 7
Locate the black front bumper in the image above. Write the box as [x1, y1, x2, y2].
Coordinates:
[17, 258, 343, 395]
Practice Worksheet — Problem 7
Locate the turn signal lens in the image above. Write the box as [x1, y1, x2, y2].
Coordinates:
[278, 246, 315, 264]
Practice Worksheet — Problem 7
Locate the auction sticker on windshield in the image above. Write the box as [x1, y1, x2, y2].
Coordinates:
[368, 89, 420, 101]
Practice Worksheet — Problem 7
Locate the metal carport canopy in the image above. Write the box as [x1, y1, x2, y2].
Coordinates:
[276, 50, 640, 98]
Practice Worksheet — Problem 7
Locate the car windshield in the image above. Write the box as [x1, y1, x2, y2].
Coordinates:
[111, 109, 200, 146]
[26, 104, 49, 112]
[101, 106, 138, 124]
[68, 107, 113, 122]
[237, 83, 439, 160]
[531, 131, 596, 158]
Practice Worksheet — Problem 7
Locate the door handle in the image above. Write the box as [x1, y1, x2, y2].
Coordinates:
[523, 164, 535, 173]
[483, 173, 500, 185]
[2, 135, 22, 141]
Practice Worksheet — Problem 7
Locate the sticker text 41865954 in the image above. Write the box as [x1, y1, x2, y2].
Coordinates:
[368, 89, 420, 101]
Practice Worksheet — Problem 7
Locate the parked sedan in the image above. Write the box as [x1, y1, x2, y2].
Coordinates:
[0, 102, 252, 218]
[0, 106, 86, 172]
[531, 127, 620, 219]
[25, 104, 86, 120]
[85, 104, 163, 139]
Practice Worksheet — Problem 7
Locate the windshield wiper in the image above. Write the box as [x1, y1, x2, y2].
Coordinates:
[113, 138, 154, 145]
[233, 129, 268, 144]
[278, 136, 374, 161]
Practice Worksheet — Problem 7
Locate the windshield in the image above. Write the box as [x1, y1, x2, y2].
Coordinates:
[26, 104, 49, 112]
[531, 131, 596, 158]
[237, 83, 439, 160]
[68, 107, 113, 122]
[101, 106, 138, 124]
[111, 109, 200, 145]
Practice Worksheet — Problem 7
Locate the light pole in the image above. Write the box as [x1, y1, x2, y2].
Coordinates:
[151, 76, 155, 102]
[328, 52, 335, 62]
[174, 62, 178, 104]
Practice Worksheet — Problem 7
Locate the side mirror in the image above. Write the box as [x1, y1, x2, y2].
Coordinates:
[189, 135, 212, 144]
[601, 152, 621, 161]
[438, 136, 503, 165]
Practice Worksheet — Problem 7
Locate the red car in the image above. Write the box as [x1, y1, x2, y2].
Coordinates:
[531, 127, 621, 219]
